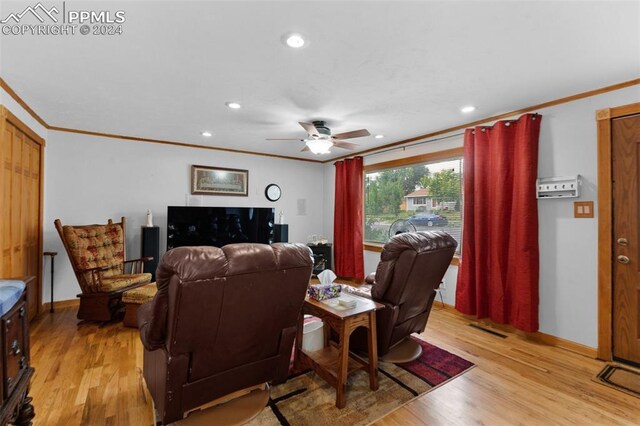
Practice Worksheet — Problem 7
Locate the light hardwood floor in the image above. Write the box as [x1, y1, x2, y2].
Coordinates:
[28, 306, 640, 425]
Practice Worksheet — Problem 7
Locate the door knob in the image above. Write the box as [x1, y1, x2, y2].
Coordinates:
[617, 255, 630, 264]
[617, 238, 629, 246]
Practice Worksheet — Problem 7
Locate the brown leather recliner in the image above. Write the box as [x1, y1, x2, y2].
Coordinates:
[138, 243, 313, 425]
[350, 231, 457, 359]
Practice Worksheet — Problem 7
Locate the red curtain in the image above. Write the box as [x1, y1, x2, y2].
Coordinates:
[334, 156, 365, 279]
[456, 114, 541, 332]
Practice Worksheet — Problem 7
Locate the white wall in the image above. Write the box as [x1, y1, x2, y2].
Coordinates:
[43, 131, 325, 302]
[535, 87, 637, 347]
[324, 85, 640, 348]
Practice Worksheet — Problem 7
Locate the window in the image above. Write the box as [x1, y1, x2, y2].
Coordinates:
[364, 151, 463, 253]
[413, 197, 427, 205]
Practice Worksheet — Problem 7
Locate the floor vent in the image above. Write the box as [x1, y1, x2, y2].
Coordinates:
[468, 323, 508, 338]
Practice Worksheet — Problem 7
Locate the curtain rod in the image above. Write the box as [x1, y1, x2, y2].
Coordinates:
[362, 112, 540, 158]
[363, 131, 465, 158]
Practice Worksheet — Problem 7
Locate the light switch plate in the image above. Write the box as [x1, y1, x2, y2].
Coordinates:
[574, 201, 594, 218]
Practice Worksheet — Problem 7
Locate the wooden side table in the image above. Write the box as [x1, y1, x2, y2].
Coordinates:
[294, 294, 384, 408]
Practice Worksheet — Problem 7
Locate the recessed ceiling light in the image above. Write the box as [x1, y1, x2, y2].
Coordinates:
[226, 102, 241, 109]
[282, 33, 305, 48]
[374, 134, 385, 139]
[460, 105, 476, 113]
[201, 131, 212, 137]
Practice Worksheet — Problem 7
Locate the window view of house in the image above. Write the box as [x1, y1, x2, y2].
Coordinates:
[365, 157, 463, 250]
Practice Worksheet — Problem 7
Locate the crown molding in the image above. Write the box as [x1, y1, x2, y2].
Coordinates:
[0, 77, 49, 129]
[46, 125, 322, 163]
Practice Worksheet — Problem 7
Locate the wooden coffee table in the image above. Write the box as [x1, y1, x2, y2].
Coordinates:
[294, 294, 384, 408]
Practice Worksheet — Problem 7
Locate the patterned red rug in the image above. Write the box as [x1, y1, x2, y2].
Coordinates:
[396, 337, 474, 388]
[250, 336, 474, 425]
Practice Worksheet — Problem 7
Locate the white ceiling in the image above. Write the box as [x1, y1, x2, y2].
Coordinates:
[1, 1, 638, 161]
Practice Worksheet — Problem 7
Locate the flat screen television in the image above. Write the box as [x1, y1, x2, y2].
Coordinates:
[167, 206, 275, 250]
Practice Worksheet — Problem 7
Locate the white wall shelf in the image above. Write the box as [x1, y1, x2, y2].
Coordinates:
[536, 175, 581, 199]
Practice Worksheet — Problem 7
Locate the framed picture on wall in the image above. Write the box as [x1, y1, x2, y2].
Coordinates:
[191, 165, 249, 196]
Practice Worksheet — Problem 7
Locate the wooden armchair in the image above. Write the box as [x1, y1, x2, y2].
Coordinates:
[54, 217, 153, 322]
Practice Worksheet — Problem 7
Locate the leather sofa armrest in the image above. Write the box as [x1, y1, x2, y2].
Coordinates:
[365, 272, 376, 284]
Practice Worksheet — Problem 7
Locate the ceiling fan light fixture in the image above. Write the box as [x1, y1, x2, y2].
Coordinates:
[225, 101, 242, 109]
[284, 33, 305, 48]
[305, 139, 332, 154]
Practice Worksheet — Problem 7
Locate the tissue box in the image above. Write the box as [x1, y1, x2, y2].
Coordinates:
[308, 284, 342, 301]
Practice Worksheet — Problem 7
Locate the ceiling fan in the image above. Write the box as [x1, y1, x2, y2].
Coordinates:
[267, 121, 370, 154]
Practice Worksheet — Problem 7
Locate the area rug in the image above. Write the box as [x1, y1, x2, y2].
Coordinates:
[594, 363, 640, 399]
[247, 337, 474, 426]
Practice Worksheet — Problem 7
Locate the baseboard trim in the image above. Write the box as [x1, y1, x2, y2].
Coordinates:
[439, 303, 597, 358]
[529, 332, 598, 359]
[42, 299, 80, 311]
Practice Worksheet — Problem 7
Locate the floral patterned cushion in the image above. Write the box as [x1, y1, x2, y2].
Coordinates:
[62, 223, 125, 285]
[122, 283, 157, 304]
[100, 273, 152, 293]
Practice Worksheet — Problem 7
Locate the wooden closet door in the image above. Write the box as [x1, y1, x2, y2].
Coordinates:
[0, 108, 43, 321]
[1, 119, 11, 275]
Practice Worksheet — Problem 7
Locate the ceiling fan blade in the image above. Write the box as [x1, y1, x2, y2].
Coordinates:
[265, 138, 304, 141]
[300, 145, 310, 152]
[299, 122, 319, 136]
[332, 140, 359, 150]
[332, 129, 370, 140]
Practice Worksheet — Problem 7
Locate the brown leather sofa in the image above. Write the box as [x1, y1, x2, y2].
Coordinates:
[350, 231, 457, 359]
[138, 243, 313, 424]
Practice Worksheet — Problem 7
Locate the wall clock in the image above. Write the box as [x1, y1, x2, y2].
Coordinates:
[265, 184, 281, 202]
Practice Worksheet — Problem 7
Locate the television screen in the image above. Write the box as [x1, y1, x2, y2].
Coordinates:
[167, 206, 275, 250]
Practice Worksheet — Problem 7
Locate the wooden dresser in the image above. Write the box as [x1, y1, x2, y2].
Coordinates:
[0, 282, 34, 426]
